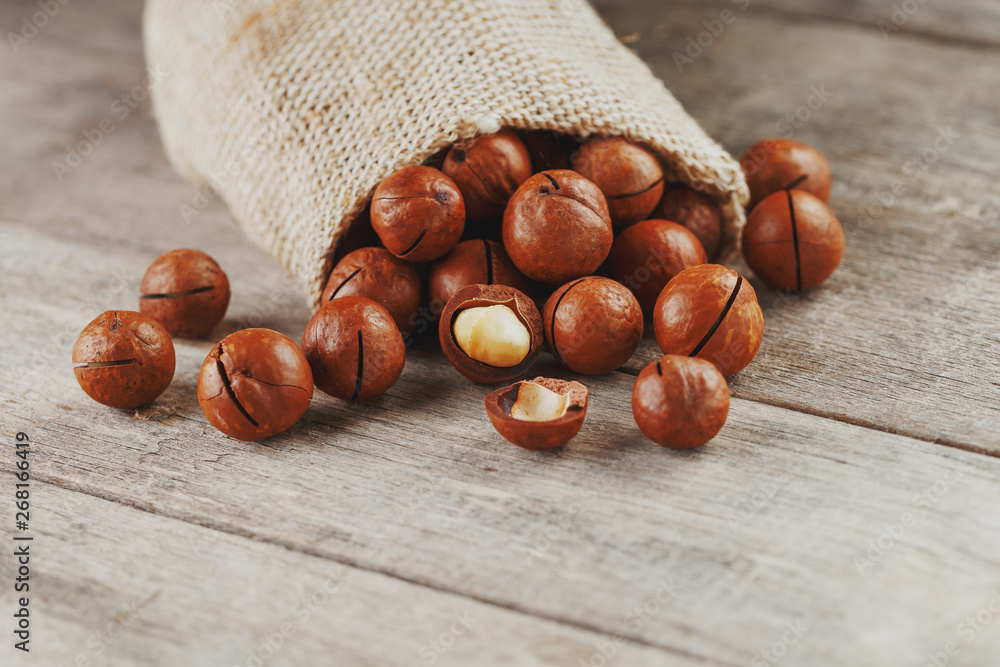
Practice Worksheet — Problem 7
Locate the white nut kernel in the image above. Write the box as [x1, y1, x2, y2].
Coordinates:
[452, 304, 530, 367]
[511, 382, 569, 422]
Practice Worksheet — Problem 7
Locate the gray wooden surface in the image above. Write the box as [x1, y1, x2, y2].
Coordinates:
[1, 1, 999, 665]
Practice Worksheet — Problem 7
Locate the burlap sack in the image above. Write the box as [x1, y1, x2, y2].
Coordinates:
[144, 0, 749, 308]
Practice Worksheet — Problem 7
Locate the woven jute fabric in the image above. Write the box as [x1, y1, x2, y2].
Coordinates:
[145, 0, 749, 308]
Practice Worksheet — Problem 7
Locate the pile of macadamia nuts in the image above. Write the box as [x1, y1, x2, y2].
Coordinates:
[73, 132, 844, 450]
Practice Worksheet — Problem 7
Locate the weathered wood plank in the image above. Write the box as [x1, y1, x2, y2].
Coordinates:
[3, 0, 1000, 664]
[4, 0, 1000, 451]
[4, 224, 1000, 665]
[595, 0, 1000, 48]
[595, 2, 1000, 452]
[0, 483, 696, 667]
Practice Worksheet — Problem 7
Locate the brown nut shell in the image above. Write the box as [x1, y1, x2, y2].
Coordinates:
[485, 377, 588, 450]
[321, 247, 422, 334]
[605, 219, 707, 312]
[740, 138, 832, 210]
[442, 130, 533, 222]
[742, 189, 845, 292]
[570, 137, 665, 227]
[543, 277, 643, 375]
[197, 328, 313, 441]
[502, 170, 613, 285]
[653, 185, 724, 261]
[653, 265, 764, 377]
[139, 248, 230, 339]
[439, 284, 544, 384]
[520, 131, 575, 172]
[73, 310, 176, 409]
[370, 166, 465, 262]
[428, 239, 532, 313]
[302, 296, 405, 401]
[632, 355, 730, 449]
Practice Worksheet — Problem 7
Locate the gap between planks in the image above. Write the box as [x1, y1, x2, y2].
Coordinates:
[14, 464, 732, 666]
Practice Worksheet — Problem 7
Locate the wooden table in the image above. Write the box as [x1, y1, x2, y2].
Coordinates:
[2, 1, 999, 665]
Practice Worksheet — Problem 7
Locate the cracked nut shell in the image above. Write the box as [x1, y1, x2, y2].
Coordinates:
[442, 130, 533, 222]
[502, 170, 613, 285]
[570, 137, 665, 227]
[742, 189, 845, 292]
[302, 296, 405, 401]
[428, 239, 532, 312]
[321, 247, 422, 335]
[485, 377, 588, 450]
[197, 328, 313, 441]
[653, 265, 764, 377]
[139, 248, 230, 339]
[605, 219, 707, 312]
[370, 166, 465, 262]
[543, 277, 643, 375]
[653, 185, 724, 261]
[632, 355, 730, 449]
[73, 310, 175, 409]
[439, 284, 543, 384]
[740, 138, 832, 210]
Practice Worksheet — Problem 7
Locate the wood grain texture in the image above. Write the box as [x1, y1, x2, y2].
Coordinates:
[595, 0, 1000, 48]
[0, 483, 696, 667]
[596, 2, 1000, 452]
[2, 0, 1000, 665]
[4, 228, 1000, 666]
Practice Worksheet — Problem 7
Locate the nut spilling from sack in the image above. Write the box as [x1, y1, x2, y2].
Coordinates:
[74, 130, 844, 452]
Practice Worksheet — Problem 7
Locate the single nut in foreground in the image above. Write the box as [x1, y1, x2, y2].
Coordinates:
[502, 170, 613, 285]
[485, 377, 588, 450]
[653, 185, 724, 261]
[570, 137, 664, 227]
[321, 247, 422, 335]
[442, 130, 533, 222]
[739, 138, 832, 210]
[139, 248, 230, 339]
[370, 165, 465, 262]
[654, 264, 764, 377]
[742, 189, 845, 292]
[543, 277, 643, 375]
[302, 296, 405, 401]
[632, 355, 730, 449]
[198, 328, 313, 441]
[439, 284, 543, 384]
[428, 239, 532, 313]
[73, 310, 175, 409]
[605, 219, 707, 312]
